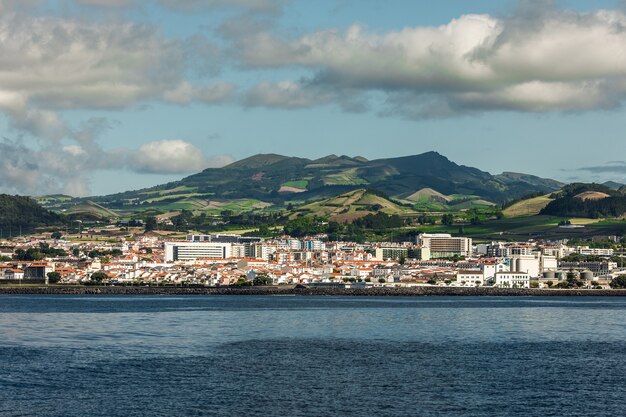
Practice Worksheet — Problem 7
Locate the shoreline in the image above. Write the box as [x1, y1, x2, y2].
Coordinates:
[1, 285, 625, 296]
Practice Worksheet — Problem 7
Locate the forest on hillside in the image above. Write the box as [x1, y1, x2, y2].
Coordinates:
[0, 195, 63, 232]
[540, 196, 626, 218]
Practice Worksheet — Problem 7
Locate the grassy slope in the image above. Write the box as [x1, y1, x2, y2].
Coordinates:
[64, 201, 120, 219]
[503, 195, 554, 218]
[295, 189, 410, 220]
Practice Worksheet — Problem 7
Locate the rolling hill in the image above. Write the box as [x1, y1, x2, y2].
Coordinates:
[503, 194, 555, 218]
[49, 151, 562, 216]
[293, 189, 410, 222]
[63, 201, 120, 220]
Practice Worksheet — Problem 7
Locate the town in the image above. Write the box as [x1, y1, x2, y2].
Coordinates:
[1, 226, 625, 290]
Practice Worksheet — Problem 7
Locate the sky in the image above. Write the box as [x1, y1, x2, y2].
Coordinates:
[2, 0, 626, 196]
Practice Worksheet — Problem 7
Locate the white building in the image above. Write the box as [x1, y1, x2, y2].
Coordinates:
[164, 242, 232, 262]
[481, 262, 510, 280]
[417, 234, 472, 258]
[508, 254, 557, 278]
[494, 272, 530, 288]
[456, 270, 484, 287]
[575, 246, 614, 256]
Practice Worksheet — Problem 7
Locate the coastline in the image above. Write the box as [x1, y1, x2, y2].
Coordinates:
[1, 285, 625, 296]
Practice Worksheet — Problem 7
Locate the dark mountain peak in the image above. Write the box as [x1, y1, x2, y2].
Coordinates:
[224, 154, 294, 170]
[313, 154, 340, 163]
[308, 154, 365, 168]
[603, 181, 624, 190]
[377, 151, 452, 165]
[373, 151, 487, 181]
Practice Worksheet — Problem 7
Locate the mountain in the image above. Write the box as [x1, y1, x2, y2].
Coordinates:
[0, 194, 63, 232]
[603, 181, 624, 190]
[495, 172, 564, 194]
[45, 151, 564, 215]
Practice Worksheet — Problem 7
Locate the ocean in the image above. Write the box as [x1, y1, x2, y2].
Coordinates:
[0, 295, 624, 416]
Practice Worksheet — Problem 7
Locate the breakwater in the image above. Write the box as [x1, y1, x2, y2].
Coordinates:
[1, 285, 625, 296]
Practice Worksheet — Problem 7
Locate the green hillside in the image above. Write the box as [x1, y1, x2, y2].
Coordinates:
[540, 183, 626, 218]
[0, 194, 63, 231]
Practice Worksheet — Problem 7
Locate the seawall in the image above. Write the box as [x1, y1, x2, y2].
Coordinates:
[1, 286, 625, 296]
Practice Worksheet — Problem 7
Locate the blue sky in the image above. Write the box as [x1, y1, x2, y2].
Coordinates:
[1, 0, 626, 196]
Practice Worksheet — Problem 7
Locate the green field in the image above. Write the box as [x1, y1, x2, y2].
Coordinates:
[281, 180, 309, 189]
[323, 168, 369, 186]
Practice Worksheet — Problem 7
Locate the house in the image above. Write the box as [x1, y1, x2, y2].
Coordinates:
[4, 268, 25, 280]
[494, 272, 530, 288]
[456, 270, 484, 287]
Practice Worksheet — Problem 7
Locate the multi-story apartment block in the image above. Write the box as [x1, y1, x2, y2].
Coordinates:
[164, 242, 232, 262]
[417, 234, 472, 258]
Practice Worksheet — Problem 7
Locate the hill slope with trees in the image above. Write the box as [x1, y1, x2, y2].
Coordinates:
[0, 195, 64, 232]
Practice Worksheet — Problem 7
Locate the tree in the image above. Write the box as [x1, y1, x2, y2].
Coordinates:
[47, 271, 61, 284]
[90, 271, 108, 283]
[233, 277, 253, 287]
[378, 278, 386, 284]
[253, 274, 272, 286]
[144, 216, 158, 232]
[441, 214, 454, 226]
[427, 279, 437, 285]
[13, 248, 44, 261]
[51, 231, 63, 240]
[399, 255, 406, 265]
[610, 276, 626, 289]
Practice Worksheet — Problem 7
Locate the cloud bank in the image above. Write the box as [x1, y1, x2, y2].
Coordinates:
[233, 7, 626, 117]
[0, 135, 233, 196]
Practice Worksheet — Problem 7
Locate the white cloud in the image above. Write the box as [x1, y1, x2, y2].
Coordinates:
[0, 136, 233, 196]
[232, 8, 626, 116]
[129, 139, 233, 174]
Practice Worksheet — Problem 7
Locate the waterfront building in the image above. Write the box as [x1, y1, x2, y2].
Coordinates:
[494, 272, 531, 288]
[416, 234, 472, 258]
[456, 270, 484, 286]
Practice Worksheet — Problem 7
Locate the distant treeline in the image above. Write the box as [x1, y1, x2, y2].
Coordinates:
[541, 196, 626, 218]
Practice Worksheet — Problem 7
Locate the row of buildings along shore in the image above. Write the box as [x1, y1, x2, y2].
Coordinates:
[1, 232, 624, 289]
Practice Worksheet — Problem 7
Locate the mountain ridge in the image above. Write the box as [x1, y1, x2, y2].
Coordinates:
[39, 151, 565, 215]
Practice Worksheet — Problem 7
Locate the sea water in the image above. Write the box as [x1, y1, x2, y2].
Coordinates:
[0, 296, 624, 416]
